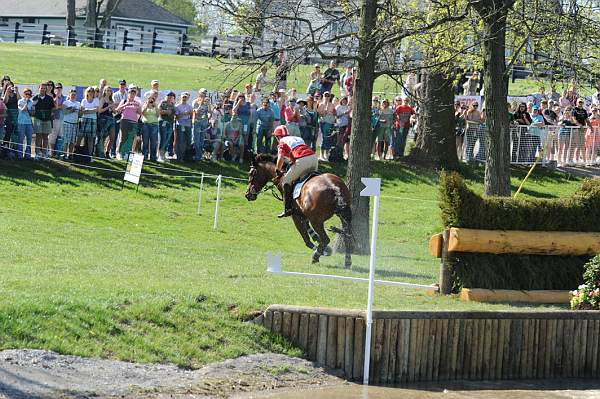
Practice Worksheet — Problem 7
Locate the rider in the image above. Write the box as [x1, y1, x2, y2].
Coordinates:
[273, 125, 318, 218]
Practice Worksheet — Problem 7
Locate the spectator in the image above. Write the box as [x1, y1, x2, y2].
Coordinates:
[141, 90, 160, 162]
[210, 102, 226, 161]
[111, 80, 128, 157]
[464, 101, 484, 161]
[527, 106, 544, 162]
[98, 79, 107, 95]
[158, 92, 176, 162]
[49, 83, 65, 157]
[541, 100, 557, 125]
[307, 64, 321, 96]
[375, 99, 393, 160]
[592, 86, 600, 107]
[233, 92, 252, 147]
[115, 87, 142, 159]
[319, 61, 340, 95]
[531, 86, 546, 108]
[585, 108, 599, 163]
[335, 96, 351, 159]
[558, 108, 577, 165]
[394, 97, 415, 159]
[462, 72, 479, 96]
[175, 92, 193, 161]
[16, 88, 34, 159]
[340, 66, 353, 97]
[345, 68, 355, 98]
[274, 58, 289, 92]
[269, 91, 281, 129]
[317, 91, 336, 161]
[224, 113, 243, 163]
[62, 89, 80, 160]
[304, 96, 318, 151]
[97, 86, 116, 158]
[32, 82, 55, 159]
[0, 94, 5, 155]
[283, 98, 301, 137]
[3, 82, 20, 158]
[255, 65, 269, 94]
[79, 86, 99, 156]
[144, 80, 162, 101]
[572, 98, 590, 162]
[255, 98, 275, 153]
[455, 102, 467, 160]
[547, 85, 561, 103]
[192, 90, 210, 161]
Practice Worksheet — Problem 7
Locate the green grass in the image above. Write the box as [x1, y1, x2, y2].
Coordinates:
[0, 156, 584, 367]
[3, 42, 593, 96]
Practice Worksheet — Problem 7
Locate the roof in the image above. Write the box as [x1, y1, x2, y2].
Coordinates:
[1, 0, 191, 27]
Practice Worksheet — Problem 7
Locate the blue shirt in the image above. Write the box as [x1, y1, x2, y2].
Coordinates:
[255, 107, 275, 130]
[269, 100, 280, 121]
[17, 99, 33, 125]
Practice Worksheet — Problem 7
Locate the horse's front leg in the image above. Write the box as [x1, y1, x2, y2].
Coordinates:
[292, 214, 316, 251]
[310, 221, 330, 264]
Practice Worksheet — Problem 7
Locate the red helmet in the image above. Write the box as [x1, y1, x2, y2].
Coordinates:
[273, 125, 289, 138]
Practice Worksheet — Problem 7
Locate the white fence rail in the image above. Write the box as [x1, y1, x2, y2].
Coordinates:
[459, 124, 600, 166]
[0, 22, 355, 62]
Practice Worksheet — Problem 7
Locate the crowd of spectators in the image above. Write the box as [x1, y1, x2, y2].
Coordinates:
[454, 79, 600, 165]
[0, 59, 416, 165]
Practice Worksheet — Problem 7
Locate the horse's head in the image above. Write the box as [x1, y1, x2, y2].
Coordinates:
[245, 154, 277, 201]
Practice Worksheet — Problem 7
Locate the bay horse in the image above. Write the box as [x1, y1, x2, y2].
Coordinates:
[245, 154, 354, 268]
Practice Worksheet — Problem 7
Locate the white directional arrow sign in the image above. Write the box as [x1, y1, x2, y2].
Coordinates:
[360, 177, 381, 197]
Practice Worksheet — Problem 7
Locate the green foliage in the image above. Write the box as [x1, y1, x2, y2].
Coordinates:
[440, 172, 600, 291]
[150, 0, 207, 34]
[440, 172, 600, 232]
[571, 255, 600, 310]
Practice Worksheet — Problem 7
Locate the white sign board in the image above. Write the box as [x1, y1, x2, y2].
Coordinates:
[124, 152, 144, 185]
[360, 177, 381, 197]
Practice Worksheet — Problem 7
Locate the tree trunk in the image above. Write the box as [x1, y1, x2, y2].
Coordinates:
[471, 0, 514, 196]
[67, 0, 76, 27]
[410, 72, 459, 170]
[344, 0, 378, 254]
[84, 0, 97, 28]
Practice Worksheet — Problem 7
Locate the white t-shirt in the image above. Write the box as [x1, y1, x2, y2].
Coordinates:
[81, 98, 99, 119]
[62, 99, 80, 124]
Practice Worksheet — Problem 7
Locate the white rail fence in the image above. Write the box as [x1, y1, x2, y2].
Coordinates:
[459, 124, 600, 166]
[0, 22, 354, 62]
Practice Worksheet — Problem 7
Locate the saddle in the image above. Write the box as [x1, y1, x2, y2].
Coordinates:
[292, 171, 321, 199]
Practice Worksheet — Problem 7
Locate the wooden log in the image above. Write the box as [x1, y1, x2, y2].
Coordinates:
[439, 230, 453, 295]
[544, 319, 555, 379]
[493, 319, 504, 380]
[336, 317, 345, 370]
[307, 314, 319, 361]
[282, 312, 292, 338]
[450, 319, 461, 380]
[457, 319, 468, 380]
[408, 319, 418, 383]
[554, 319, 564, 378]
[353, 317, 365, 382]
[388, 319, 399, 383]
[272, 311, 282, 334]
[298, 314, 309, 351]
[371, 320, 384, 384]
[326, 316, 337, 368]
[447, 227, 600, 256]
[483, 319, 493, 380]
[433, 319, 443, 381]
[290, 312, 300, 345]
[265, 310, 273, 331]
[429, 233, 443, 257]
[591, 320, 599, 377]
[344, 317, 354, 380]
[502, 319, 512, 380]
[317, 314, 328, 365]
[398, 319, 411, 383]
[380, 319, 392, 384]
[536, 319, 547, 379]
[460, 288, 570, 304]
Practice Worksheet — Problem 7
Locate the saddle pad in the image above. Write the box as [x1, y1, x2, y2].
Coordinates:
[293, 173, 318, 199]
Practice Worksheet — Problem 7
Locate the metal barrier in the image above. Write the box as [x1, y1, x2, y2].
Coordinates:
[458, 124, 600, 166]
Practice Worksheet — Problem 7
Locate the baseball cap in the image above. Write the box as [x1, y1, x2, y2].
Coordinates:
[166, 91, 176, 97]
[314, 64, 320, 68]
[128, 83, 137, 90]
[181, 91, 190, 97]
[119, 79, 126, 85]
[151, 80, 159, 85]
[199, 88, 208, 94]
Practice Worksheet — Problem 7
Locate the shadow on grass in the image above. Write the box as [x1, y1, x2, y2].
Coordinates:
[324, 263, 432, 280]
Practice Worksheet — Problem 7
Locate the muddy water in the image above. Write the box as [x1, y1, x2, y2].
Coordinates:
[241, 380, 600, 399]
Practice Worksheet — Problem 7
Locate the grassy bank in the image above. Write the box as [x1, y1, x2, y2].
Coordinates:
[0, 42, 574, 96]
[0, 156, 583, 367]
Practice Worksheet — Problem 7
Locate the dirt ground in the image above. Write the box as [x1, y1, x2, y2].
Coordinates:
[0, 349, 346, 399]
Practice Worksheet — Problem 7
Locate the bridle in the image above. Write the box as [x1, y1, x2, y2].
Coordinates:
[248, 165, 283, 202]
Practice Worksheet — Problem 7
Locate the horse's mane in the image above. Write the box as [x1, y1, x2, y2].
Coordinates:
[254, 153, 277, 164]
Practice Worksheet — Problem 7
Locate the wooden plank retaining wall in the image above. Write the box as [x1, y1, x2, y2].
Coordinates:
[258, 305, 600, 383]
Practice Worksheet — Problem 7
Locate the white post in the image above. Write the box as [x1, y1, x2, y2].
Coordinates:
[197, 172, 205, 215]
[213, 175, 222, 230]
[363, 193, 380, 385]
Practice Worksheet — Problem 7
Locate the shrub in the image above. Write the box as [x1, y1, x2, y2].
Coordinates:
[571, 255, 600, 310]
[439, 172, 600, 291]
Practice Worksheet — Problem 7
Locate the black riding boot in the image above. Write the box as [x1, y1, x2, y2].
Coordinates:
[277, 184, 294, 218]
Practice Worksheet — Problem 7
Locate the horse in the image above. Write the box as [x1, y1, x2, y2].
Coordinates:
[245, 154, 354, 268]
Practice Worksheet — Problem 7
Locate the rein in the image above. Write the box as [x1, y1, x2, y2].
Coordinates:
[265, 182, 283, 202]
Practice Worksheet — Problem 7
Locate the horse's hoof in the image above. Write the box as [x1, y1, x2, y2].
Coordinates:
[312, 257, 320, 264]
[323, 246, 332, 257]
[344, 262, 352, 269]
